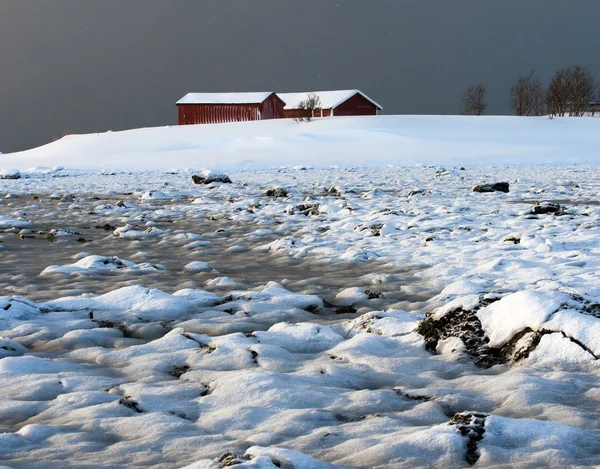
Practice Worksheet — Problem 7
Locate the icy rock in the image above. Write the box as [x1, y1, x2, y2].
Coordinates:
[436, 337, 467, 358]
[46, 286, 201, 318]
[45, 229, 80, 240]
[0, 169, 20, 180]
[191, 170, 232, 184]
[347, 310, 421, 337]
[256, 236, 306, 253]
[113, 224, 167, 240]
[531, 201, 561, 214]
[473, 182, 510, 193]
[335, 287, 369, 306]
[171, 289, 221, 307]
[477, 291, 566, 348]
[205, 276, 240, 288]
[449, 412, 487, 465]
[527, 332, 596, 364]
[285, 203, 321, 216]
[183, 261, 214, 272]
[0, 337, 28, 358]
[265, 187, 288, 197]
[140, 190, 171, 200]
[40, 255, 167, 276]
[0, 297, 43, 320]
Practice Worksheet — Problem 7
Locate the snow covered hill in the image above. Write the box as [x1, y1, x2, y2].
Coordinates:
[2, 115, 600, 172]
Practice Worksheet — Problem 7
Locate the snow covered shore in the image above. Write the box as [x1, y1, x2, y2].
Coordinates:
[0, 117, 600, 468]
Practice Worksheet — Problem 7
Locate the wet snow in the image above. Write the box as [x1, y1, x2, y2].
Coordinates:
[0, 162, 599, 468]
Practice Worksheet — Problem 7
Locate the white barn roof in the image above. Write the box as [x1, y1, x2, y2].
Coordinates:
[177, 92, 279, 105]
[277, 90, 382, 110]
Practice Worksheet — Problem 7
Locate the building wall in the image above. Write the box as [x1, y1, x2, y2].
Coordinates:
[282, 94, 377, 119]
[282, 108, 332, 119]
[178, 93, 285, 125]
[333, 93, 378, 116]
[259, 94, 285, 120]
[178, 103, 264, 125]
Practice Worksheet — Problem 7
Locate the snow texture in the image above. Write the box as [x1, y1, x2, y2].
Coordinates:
[0, 116, 600, 468]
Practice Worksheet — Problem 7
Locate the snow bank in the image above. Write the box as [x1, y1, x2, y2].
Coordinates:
[2, 115, 600, 172]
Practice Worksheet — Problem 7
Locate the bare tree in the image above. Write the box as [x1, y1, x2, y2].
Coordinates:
[295, 92, 322, 122]
[568, 65, 596, 116]
[461, 85, 487, 115]
[546, 65, 596, 117]
[546, 68, 570, 117]
[510, 70, 545, 116]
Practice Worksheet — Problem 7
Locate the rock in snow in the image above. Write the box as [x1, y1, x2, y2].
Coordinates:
[473, 182, 510, 193]
[0, 168, 20, 179]
[192, 169, 232, 184]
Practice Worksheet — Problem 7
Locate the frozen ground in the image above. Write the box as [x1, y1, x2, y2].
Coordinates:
[1, 117, 600, 468]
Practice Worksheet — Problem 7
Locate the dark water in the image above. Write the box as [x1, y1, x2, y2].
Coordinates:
[0, 194, 433, 312]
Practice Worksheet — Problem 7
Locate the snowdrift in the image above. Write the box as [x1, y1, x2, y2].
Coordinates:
[3, 115, 600, 172]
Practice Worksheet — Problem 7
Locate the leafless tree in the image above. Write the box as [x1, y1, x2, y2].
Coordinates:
[546, 65, 596, 117]
[461, 85, 487, 115]
[295, 92, 322, 122]
[510, 70, 545, 116]
[568, 65, 596, 116]
[546, 68, 570, 117]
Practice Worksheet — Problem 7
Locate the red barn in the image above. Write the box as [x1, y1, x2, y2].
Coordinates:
[278, 90, 383, 119]
[176, 92, 285, 125]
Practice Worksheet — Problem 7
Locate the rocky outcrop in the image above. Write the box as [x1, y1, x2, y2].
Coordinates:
[265, 187, 289, 197]
[192, 170, 232, 184]
[473, 182, 509, 193]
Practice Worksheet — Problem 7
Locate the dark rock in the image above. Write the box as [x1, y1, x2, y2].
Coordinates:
[335, 305, 358, 315]
[394, 387, 431, 402]
[473, 182, 510, 193]
[407, 189, 427, 198]
[532, 201, 561, 215]
[169, 365, 190, 378]
[365, 290, 384, 299]
[450, 412, 487, 465]
[266, 187, 289, 197]
[416, 295, 599, 367]
[191, 172, 232, 185]
[0, 170, 21, 180]
[216, 452, 249, 467]
[417, 299, 507, 368]
[286, 203, 321, 216]
[93, 319, 127, 336]
[118, 397, 144, 413]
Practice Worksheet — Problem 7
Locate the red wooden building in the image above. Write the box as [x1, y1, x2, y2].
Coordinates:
[278, 90, 383, 119]
[176, 92, 285, 125]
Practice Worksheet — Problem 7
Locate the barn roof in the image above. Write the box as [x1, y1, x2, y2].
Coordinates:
[277, 90, 383, 110]
[176, 92, 280, 105]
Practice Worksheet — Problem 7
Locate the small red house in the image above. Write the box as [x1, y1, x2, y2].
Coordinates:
[176, 92, 285, 125]
[278, 90, 383, 119]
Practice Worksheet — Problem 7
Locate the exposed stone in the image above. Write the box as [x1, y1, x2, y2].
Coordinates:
[118, 397, 144, 413]
[473, 182, 510, 193]
[192, 170, 232, 185]
[0, 169, 21, 180]
[531, 201, 562, 215]
[266, 187, 289, 197]
[450, 412, 487, 465]
[169, 365, 190, 378]
[285, 203, 321, 216]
